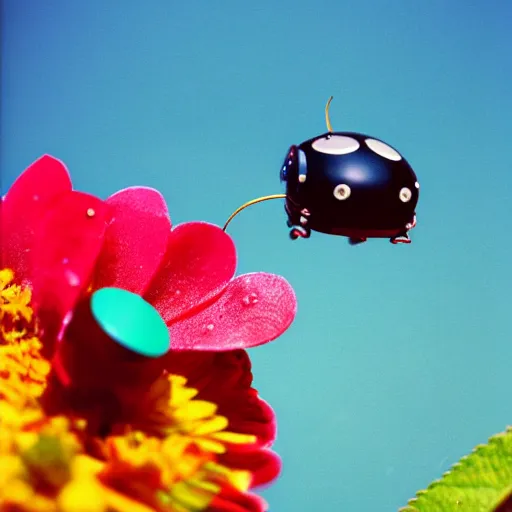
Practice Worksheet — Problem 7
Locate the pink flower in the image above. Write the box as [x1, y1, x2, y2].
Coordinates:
[0, 155, 297, 512]
[1, 155, 297, 357]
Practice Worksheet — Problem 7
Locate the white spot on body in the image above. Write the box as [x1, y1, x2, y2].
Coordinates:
[333, 184, 351, 200]
[298, 174, 307, 183]
[415, 181, 420, 189]
[312, 135, 360, 155]
[399, 187, 412, 202]
[365, 138, 402, 161]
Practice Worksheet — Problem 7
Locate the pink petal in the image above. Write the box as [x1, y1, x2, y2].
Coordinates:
[170, 272, 297, 351]
[31, 191, 109, 354]
[1, 155, 72, 281]
[218, 448, 282, 488]
[93, 187, 171, 295]
[144, 222, 237, 323]
[210, 486, 268, 512]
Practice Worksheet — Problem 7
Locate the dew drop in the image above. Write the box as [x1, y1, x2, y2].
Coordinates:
[65, 269, 80, 287]
[242, 292, 259, 306]
[202, 323, 215, 334]
[86, 208, 96, 218]
[62, 311, 73, 328]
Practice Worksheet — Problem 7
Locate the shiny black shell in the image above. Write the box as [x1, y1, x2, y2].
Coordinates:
[280, 131, 419, 239]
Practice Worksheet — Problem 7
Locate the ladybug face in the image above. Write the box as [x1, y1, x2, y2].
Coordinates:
[280, 131, 419, 244]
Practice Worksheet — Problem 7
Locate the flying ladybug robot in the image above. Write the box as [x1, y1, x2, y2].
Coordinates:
[223, 97, 419, 245]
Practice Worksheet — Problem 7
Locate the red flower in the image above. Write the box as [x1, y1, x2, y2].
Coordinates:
[166, 350, 280, 482]
[1, 155, 297, 356]
[0, 155, 297, 512]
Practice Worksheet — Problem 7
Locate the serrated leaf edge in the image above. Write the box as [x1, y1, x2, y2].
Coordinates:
[400, 426, 512, 512]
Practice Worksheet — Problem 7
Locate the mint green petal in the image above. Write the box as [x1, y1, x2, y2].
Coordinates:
[91, 287, 170, 357]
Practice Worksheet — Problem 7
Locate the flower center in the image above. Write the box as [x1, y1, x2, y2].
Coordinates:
[0, 268, 259, 511]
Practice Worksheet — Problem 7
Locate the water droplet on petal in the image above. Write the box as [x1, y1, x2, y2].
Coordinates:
[65, 269, 80, 287]
[242, 292, 259, 306]
[202, 323, 215, 334]
[86, 208, 96, 218]
[62, 311, 73, 328]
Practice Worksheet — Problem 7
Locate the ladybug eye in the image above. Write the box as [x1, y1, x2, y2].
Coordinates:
[399, 187, 412, 202]
[312, 135, 360, 155]
[280, 146, 297, 182]
[333, 184, 351, 200]
[365, 138, 402, 161]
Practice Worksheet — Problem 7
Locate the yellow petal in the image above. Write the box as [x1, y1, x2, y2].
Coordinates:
[1, 479, 34, 504]
[193, 438, 226, 454]
[0, 268, 15, 287]
[168, 480, 213, 510]
[185, 476, 220, 494]
[188, 416, 228, 436]
[211, 431, 257, 445]
[173, 401, 217, 423]
[204, 462, 252, 491]
[58, 479, 106, 512]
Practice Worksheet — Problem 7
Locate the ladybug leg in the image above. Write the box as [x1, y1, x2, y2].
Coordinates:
[390, 233, 411, 244]
[348, 237, 367, 245]
[289, 225, 311, 240]
[405, 215, 417, 231]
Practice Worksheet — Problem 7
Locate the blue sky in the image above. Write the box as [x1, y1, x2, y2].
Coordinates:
[2, 1, 512, 510]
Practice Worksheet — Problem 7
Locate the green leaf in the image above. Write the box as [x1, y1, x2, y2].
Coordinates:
[401, 427, 512, 512]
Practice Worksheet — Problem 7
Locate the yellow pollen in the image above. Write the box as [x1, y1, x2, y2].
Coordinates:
[0, 267, 261, 511]
[0, 269, 50, 404]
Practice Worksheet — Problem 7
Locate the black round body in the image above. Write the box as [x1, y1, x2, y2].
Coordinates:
[280, 131, 419, 240]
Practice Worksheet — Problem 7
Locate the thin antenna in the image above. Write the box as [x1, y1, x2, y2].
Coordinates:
[325, 96, 334, 132]
[223, 194, 287, 232]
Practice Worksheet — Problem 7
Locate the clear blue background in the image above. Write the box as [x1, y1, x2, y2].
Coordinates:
[2, 1, 511, 510]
